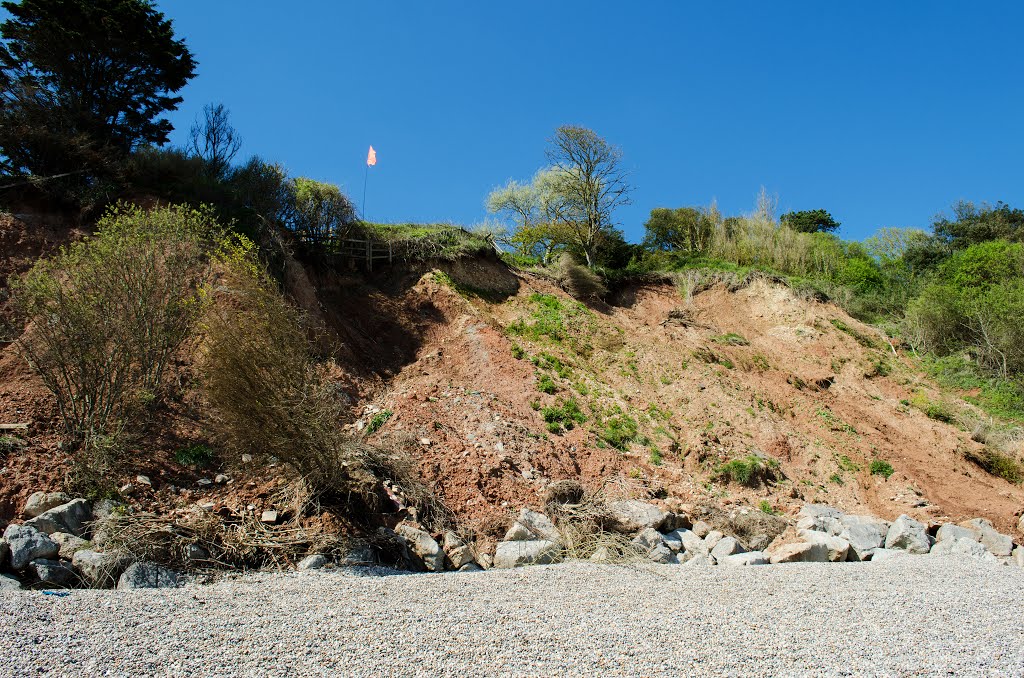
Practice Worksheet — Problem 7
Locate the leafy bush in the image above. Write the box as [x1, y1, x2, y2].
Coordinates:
[870, 460, 895, 478]
[536, 373, 558, 394]
[964, 448, 1023, 484]
[599, 414, 640, 450]
[174, 444, 214, 467]
[14, 203, 219, 440]
[366, 410, 393, 435]
[758, 499, 776, 515]
[713, 454, 781, 487]
[540, 397, 587, 434]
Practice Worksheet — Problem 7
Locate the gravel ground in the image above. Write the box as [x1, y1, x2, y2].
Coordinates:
[1, 558, 1023, 677]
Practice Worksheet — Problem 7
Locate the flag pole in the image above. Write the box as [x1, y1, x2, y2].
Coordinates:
[361, 162, 369, 222]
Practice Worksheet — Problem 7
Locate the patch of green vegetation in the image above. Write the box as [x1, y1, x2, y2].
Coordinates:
[829, 472, 844, 485]
[712, 332, 749, 346]
[536, 373, 558, 394]
[540, 397, 587, 434]
[751, 354, 770, 371]
[830, 318, 880, 349]
[531, 351, 573, 379]
[366, 409, 393, 434]
[430, 270, 500, 300]
[574, 382, 590, 396]
[659, 374, 673, 385]
[866, 357, 891, 378]
[598, 413, 641, 451]
[758, 499, 777, 515]
[965, 448, 1023, 484]
[870, 459, 895, 478]
[712, 454, 781, 487]
[816, 407, 857, 434]
[649, 447, 663, 466]
[510, 343, 525, 360]
[837, 455, 861, 472]
[174, 443, 214, 467]
[505, 293, 595, 355]
[925, 355, 1024, 424]
[645, 403, 671, 421]
[0, 435, 26, 454]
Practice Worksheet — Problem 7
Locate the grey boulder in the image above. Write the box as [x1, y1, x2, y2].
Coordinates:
[884, 515, 930, 554]
[297, 554, 327, 570]
[493, 540, 561, 568]
[798, 504, 843, 520]
[3, 524, 59, 570]
[935, 523, 980, 544]
[631, 527, 665, 552]
[50, 532, 90, 560]
[117, 562, 180, 589]
[395, 524, 445, 572]
[446, 545, 476, 569]
[959, 518, 1013, 557]
[646, 544, 678, 564]
[930, 537, 998, 563]
[25, 498, 92, 537]
[870, 548, 912, 562]
[769, 542, 830, 564]
[23, 491, 71, 518]
[841, 523, 886, 561]
[29, 559, 79, 588]
[0, 573, 21, 590]
[797, 529, 850, 562]
[72, 549, 131, 588]
[605, 500, 668, 533]
[690, 521, 713, 538]
[1012, 546, 1024, 568]
[719, 551, 768, 566]
[796, 514, 844, 536]
[710, 536, 744, 562]
[504, 508, 560, 542]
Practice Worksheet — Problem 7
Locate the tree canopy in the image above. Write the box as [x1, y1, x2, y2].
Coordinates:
[0, 0, 196, 178]
[642, 206, 719, 254]
[932, 200, 1024, 250]
[781, 209, 841, 234]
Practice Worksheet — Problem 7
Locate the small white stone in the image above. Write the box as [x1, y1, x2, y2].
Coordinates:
[136, 475, 152, 486]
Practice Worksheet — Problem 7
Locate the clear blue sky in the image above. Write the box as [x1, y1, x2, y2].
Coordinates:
[156, 1, 1023, 242]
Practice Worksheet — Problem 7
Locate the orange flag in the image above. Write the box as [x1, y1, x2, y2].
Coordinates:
[366, 145, 377, 166]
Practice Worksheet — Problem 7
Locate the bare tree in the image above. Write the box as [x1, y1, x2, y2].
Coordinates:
[545, 126, 631, 267]
[189, 103, 242, 177]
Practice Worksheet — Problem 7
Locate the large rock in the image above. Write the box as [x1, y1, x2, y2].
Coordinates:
[935, 524, 980, 544]
[841, 523, 886, 561]
[28, 559, 78, 588]
[646, 544, 678, 564]
[493, 540, 561, 568]
[959, 518, 1013, 557]
[23, 492, 71, 518]
[50, 532, 90, 560]
[668, 529, 710, 563]
[446, 545, 476, 569]
[504, 509, 560, 542]
[704, 530, 725, 550]
[884, 515, 930, 554]
[930, 537, 998, 563]
[1018, 514, 1024, 534]
[796, 514, 844, 536]
[690, 521, 713, 538]
[395, 524, 445, 572]
[769, 542, 829, 564]
[719, 551, 767, 566]
[631, 527, 665, 552]
[117, 562, 180, 589]
[1012, 546, 1024, 568]
[870, 548, 912, 562]
[0, 573, 21, 590]
[797, 529, 850, 562]
[72, 549, 131, 588]
[25, 499, 92, 538]
[710, 536, 744, 562]
[3, 525, 59, 570]
[839, 514, 890, 533]
[605, 500, 668, 534]
[798, 504, 843, 520]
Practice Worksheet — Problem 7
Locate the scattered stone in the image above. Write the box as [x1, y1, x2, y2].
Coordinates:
[197, 478, 213, 487]
[395, 524, 444, 572]
[25, 498, 92, 537]
[446, 545, 475, 569]
[22, 491, 71, 518]
[841, 523, 886, 561]
[241, 454, 253, 463]
[72, 550, 131, 588]
[797, 529, 851, 562]
[0, 573, 21, 590]
[796, 514, 844, 536]
[719, 551, 768, 566]
[458, 562, 483, 572]
[91, 499, 122, 523]
[631, 527, 665, 552]
[29, 559, 78, 588]
[589, 546, 612, 563]
[120, 484, 136, 496]
[935, 524, 980, 544]
[605, 500, 668, 533]
[260, 510, 279, 524]
[185, 544, 209, 562]
[136, 475, 152, 487]
[959, 518, 1013, 557]
[117, 562, 180, 589]
[504, 508, 560, 542]
[769, 542, 829, 564]
[3, 524, 59, 570]
[668, 529, 707, 556]
[930, 537, 997, 563]
[884, 515, 931, 554]
[662, 532, 683, 553]
[493, 540, 561, 568]
[710, 536, 744, 562]
[690, 521, 713, 538]
[214, 474, 229, 484]
[50, 532, 90, 560]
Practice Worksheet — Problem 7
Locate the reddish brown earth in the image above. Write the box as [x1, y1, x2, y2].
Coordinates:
[1, 212, 1022, 544]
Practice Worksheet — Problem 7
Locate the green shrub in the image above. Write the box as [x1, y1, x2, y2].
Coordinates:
[713, 454, 781, 487]
[174, 444, 214, 467]
[599, 414, 640, 450]
[758, 499, 776, 515]
[712, 332, 749, 346]
[540, 397, 587, 433]
[649, 448, 663, 465]
[366, 410, 393, 434]
[869, 459, 895, 478]
[510, 343, 525, 360]
[829, 473, 844, 485]
[13, 203, 221, 442]
[965, 448, 1023, 484]
[536, 373, 558, 394]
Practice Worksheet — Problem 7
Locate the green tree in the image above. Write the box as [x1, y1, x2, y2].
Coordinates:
[286, 178, 357, 246]
[932, 200, 1024, 249]
[0, 0, 196, 178]
[642, 205, 719, 254]
[781, 209, 841, 234]
[486, 168, 572, 265]
[545, 126, 631, 267]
